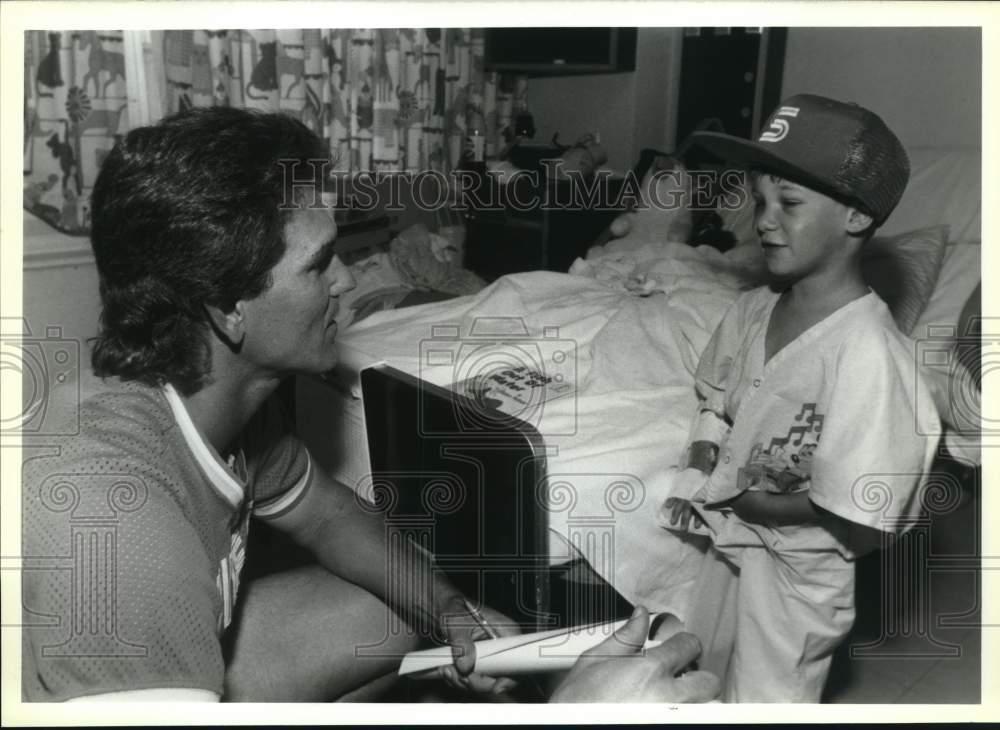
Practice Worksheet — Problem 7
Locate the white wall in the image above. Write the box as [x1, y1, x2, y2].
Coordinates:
[22, 222, 106, 409]
[528, 71, 636, 167]
[526, 28, 682, 172]
[525, 27, 981, 170]
[632, 28, 683, 159]
[780, 27, 981, 149]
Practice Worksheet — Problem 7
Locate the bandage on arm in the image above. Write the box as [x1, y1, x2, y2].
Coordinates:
[684, 407, 729, 474]
[686, 441, 719, 475]
[664, 406, 728, 504]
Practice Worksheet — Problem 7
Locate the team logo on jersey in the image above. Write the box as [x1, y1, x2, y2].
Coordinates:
[739, 402, 824, 493]
[217, 500, 252, 631]
[759, 106, 800, 143]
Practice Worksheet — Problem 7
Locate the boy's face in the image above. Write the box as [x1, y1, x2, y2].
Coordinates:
[751, 173, 855, 281]
[238, 205, 356, 376]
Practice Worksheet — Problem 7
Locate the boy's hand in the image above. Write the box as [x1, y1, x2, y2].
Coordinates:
[662, 498, 706, 531]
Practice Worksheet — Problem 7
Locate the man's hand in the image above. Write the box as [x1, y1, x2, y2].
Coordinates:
[436, 595, 520, 695]
[550, 606, 721, 703]
[662, 497, 706, 531]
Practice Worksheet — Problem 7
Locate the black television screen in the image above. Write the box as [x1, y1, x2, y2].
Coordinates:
[360, 364, 551, 631]
[484, 27, 637, 74]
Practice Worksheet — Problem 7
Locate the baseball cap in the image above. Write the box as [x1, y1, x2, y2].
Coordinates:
[691, 94, 910, 226]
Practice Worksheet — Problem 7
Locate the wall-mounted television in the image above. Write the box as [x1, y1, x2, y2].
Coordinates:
[484, 27, 638, 75]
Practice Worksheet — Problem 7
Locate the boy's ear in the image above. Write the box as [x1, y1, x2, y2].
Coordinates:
[205, 301, 247, 349]
[845, 207, 874, 235]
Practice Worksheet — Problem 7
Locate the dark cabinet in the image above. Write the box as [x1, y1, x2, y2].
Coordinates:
[675, 27, 788, 143]
[484, 28, 638, 75]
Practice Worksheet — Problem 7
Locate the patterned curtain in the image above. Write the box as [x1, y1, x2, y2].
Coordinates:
[24, 31, 128, 234]
[24, 28, 527, 235]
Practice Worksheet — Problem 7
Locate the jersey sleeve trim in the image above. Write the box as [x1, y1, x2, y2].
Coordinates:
[253, 456, 314, 520]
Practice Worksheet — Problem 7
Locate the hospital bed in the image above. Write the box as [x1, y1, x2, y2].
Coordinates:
[293, 145, 983, 626]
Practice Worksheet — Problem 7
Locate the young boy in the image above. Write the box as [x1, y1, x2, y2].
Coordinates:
[657, 94, 940, 702]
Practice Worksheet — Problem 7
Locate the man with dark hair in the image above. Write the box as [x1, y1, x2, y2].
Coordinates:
[87, 106, 323, 395]
[22, 107, 717, 703]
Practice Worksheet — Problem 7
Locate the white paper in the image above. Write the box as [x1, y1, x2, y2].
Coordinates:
[398, 612, 683, 676]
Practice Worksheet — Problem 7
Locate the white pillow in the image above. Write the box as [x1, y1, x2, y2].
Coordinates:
[911, 240, 981, 338]
[861, 225, 950, 336]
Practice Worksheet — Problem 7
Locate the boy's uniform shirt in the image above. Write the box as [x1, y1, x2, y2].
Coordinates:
[663, 285, 940, 702]
[669, 286, 940, 559]
[22, 379, 317, 701]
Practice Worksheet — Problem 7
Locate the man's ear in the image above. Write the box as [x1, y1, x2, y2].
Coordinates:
[204, 301, 246, 350]
[845, 207, 874, 235]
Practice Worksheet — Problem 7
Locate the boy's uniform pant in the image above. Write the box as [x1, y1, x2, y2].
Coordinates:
[684, 543, 856, 702]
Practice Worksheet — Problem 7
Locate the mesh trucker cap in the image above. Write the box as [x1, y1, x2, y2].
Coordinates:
[691, 94, 910, 226]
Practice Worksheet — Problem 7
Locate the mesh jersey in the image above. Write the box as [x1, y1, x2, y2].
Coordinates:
[21, 378, 314, 701]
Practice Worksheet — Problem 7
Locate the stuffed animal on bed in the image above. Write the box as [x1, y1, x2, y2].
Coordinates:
[389, 223, 487, 296]
[334, 222, 489, 329]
